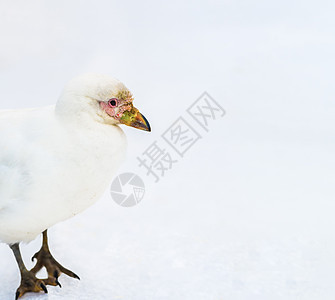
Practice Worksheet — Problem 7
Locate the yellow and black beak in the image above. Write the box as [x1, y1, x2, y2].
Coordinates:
[119, 107, 151, 132]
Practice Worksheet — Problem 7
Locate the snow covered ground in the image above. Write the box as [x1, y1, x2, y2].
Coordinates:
[1, 0, 335, 299]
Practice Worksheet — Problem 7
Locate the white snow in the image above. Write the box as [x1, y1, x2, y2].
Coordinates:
[1, 0, 335, 299]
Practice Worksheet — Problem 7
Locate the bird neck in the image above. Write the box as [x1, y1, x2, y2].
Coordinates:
[55, 93, 103, 127]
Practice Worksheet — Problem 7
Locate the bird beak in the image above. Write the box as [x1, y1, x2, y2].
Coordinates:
[119, 107, 151, 132]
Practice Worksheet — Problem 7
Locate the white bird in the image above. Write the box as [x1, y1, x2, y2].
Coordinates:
[0, 73, 151, 299]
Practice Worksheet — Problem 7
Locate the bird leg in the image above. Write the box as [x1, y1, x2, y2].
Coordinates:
[10, 243, 48, 299]
[31, 230, 80, 287]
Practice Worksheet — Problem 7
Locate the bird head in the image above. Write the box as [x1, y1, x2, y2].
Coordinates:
[56, 73, 151, 132]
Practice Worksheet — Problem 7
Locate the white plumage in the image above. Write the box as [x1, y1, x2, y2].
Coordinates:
[0, 73, 142, 244]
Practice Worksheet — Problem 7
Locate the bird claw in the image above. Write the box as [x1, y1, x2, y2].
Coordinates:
[30, 246, 79, 289]
[53, 270, 62, 288]
[40, 282, 48, 293]
[55, 278, 62, 288]
[14, 270, 48, 299]
[31, 253, 37, 262]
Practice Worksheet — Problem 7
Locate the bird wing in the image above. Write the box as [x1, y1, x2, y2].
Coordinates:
[0, 106, 55, 210]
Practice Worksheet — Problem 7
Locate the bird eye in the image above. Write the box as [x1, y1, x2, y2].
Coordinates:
[108, 98, 118, 107]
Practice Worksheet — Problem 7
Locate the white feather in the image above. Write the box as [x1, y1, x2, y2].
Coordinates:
[0, 74, 127, 244]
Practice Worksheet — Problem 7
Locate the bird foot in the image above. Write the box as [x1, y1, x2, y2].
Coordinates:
[31, 246, 80, 288]
[15, 270, 48, 299]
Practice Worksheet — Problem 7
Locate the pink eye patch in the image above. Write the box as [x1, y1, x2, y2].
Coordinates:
[100, 99, 132, 120]
[100, 101, 116, 117]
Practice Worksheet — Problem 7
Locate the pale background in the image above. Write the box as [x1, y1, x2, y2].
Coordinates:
[0, 0, 334, 299]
